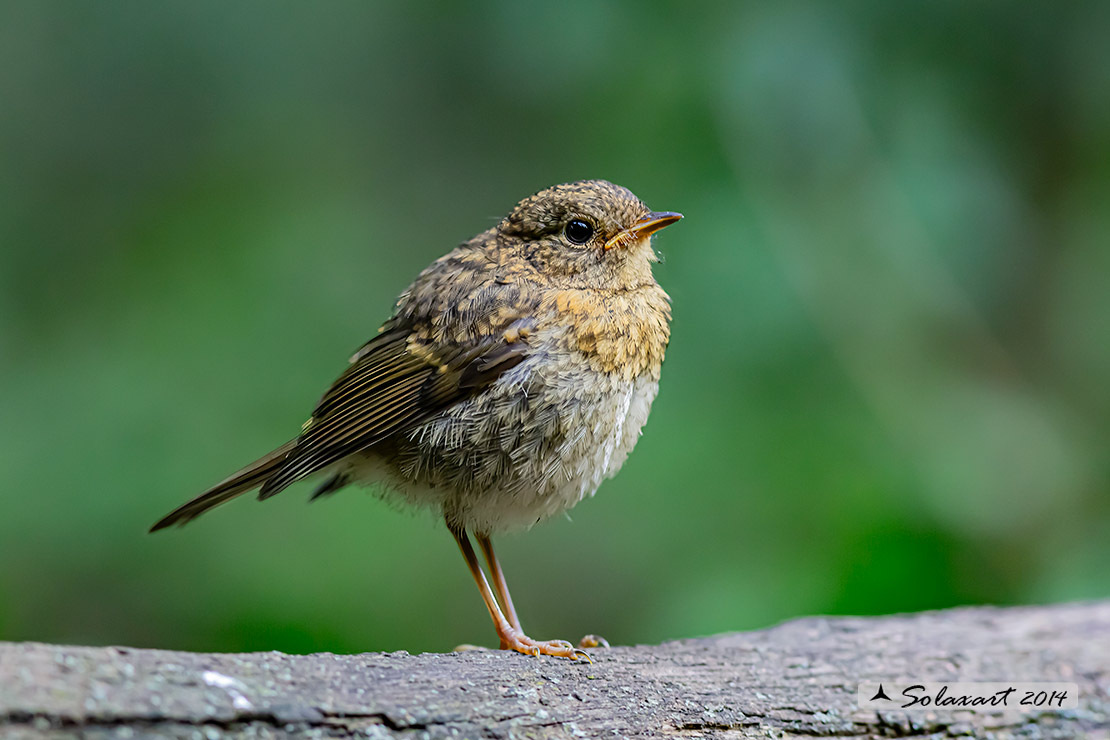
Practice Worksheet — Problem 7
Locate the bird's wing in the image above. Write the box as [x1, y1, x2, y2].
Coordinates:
[256, 326, 528, 498]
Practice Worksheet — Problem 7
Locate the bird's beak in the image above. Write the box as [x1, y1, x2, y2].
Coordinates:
[604, 211, 683, 250]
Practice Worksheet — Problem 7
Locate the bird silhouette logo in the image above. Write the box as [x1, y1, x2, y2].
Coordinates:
[870, 684, 893, 701]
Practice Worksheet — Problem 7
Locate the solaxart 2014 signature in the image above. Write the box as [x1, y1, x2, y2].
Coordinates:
[858, 682, 1079, 711]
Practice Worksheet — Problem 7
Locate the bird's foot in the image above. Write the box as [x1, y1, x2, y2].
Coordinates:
[578, 634, 609, 649]
[499, 630, 591, 661]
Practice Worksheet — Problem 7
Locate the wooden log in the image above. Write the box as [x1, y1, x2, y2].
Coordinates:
[2, 601, 1108, 738]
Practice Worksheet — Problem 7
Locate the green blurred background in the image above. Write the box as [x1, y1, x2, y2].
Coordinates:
[2, 2, 1108, 655]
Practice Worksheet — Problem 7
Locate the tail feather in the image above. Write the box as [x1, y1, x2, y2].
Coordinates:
[149, 440, 297, 532]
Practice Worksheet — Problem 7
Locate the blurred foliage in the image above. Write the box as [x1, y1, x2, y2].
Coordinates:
[1, 1, 1108, 655]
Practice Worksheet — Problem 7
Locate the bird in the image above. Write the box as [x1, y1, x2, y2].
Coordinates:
[151, 179, 681, 660]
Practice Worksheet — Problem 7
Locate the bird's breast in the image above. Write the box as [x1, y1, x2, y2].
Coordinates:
[541, 285, 671, 381]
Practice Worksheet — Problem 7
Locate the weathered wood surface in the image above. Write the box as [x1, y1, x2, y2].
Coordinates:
[2, 601, 1108, 739]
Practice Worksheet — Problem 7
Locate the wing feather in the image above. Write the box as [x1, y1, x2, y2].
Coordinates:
[257, 328, 527, 498]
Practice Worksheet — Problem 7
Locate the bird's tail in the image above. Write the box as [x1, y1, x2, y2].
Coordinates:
[149, 440, 297, 532]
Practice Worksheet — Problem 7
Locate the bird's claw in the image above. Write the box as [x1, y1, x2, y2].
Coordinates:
[578, 634, 609, 649]
[498, 630, 593, 661]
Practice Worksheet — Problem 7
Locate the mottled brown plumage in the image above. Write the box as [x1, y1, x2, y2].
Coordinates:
[151, 180, 681, 659]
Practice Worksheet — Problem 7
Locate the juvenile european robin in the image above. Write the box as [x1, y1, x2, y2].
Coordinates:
[151, 180, 681, 659]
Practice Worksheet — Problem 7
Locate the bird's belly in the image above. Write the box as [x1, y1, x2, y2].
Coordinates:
[377, 364, 659, 533]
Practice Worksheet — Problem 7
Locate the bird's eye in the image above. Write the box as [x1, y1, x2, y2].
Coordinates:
[564, 219, 594, 245]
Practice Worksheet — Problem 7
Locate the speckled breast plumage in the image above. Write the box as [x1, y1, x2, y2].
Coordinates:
[383, 343, 660, 534]
[348, 280, 671, 535]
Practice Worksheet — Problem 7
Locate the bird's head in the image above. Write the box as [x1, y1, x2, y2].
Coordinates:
[495, 180, 681, 291]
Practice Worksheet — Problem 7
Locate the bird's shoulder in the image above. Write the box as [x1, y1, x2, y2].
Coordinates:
[383, 238, 548, 346]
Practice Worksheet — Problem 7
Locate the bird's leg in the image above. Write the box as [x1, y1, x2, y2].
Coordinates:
[448, 523, 515, 638]
[475, 533, 522, 633]
[448, 522, 588, 660]
[478, 533, 608, 652]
